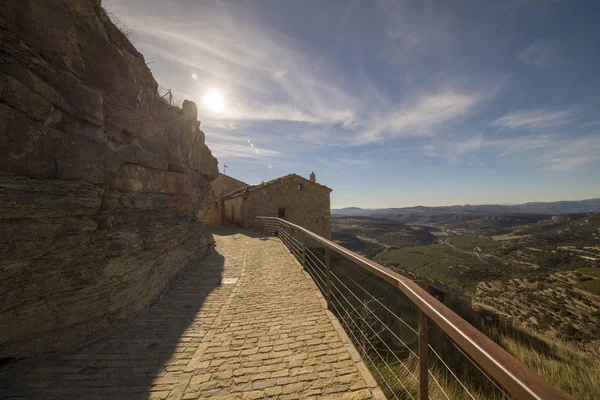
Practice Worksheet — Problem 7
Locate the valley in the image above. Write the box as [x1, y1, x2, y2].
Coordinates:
[331, 212, 600, 349]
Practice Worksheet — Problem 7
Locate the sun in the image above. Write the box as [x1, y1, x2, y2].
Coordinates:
[203, 89, 225, 113]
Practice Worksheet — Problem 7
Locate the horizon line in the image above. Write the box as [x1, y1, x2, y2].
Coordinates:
[331, 196, 600, 210]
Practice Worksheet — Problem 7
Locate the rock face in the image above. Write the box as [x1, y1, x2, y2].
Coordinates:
[0, 0, 219, 356]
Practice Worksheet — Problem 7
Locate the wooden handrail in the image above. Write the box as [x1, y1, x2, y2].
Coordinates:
[257, 217, 569, 400]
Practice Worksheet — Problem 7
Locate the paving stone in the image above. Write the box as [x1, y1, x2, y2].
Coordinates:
[264, 385, 283, 396]
[0, 231, 379, 399]
[252, 378, 276, 390]
[282, 382, 305, 394]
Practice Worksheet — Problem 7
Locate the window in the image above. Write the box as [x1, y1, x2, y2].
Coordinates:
[278, 208, 286, 218]
[297, 183, 303, 191]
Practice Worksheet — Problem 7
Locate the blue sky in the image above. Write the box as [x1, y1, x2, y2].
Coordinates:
[106, 0, 600, 208]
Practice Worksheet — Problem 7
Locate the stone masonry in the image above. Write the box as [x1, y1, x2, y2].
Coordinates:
[0, 230, 383, 399]
[205, 175, 250, 226]
[224, 174, 332, 238]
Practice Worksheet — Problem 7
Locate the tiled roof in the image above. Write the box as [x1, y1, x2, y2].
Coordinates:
[216, 174, 248, 187]
[223, 173, 332, 199]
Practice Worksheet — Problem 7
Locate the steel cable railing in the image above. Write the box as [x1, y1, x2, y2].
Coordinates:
[284, 224, 490, 399]
[275, 222, 437, 399]
[329, 296, 413, 400]
[328, 277, 420, 392]
[271, 221, 510, 399]
[276, 223, 459, 398]
[437, 332, 511, 400]
[256, 217, 569, 400]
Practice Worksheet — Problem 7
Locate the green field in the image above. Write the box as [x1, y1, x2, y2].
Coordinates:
[578, 267, 600, 278]
[575, 279, 600, 295]
[373, 244, 505, 293]
[332, 213, 600, 399]
[446, 233, 502, 250]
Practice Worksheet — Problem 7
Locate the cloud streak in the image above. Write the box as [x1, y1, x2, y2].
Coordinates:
[104, 0, 599, 207]
[432, 133, 600, 171]
[107, 0, 498, 148]
[358, 90, 488, 143]
[491, 109, 573, 130]
[519, 38, 567, 68]
[123, 5, 361, 128]
[206, 141, 282, 160]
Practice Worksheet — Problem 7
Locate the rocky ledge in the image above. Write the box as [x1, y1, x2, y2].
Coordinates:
[0, 0, 219, 356]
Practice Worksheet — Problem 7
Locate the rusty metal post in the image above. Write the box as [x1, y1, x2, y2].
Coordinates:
[325, 247, 331, 309]
[302, 232, 306, 270]
[418, 310, 429, 400]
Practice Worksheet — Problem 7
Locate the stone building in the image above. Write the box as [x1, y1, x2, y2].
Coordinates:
[211, 173, 250, 196]
[205, 174, 249, 225]
[221, 173, 332, 238]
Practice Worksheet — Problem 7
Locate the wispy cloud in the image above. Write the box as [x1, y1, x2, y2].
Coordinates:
[433, 133, 600, 171]
[107, 0, 498, 149]
[357, 90, 490, 143]
[105, 0, 599, 207]
[518, 38, 567, 68]
[204, 130, 283, 161]
[118, 4, 361, 127]
[495, 134, 554, 155]
[491, 109, 573, 130]
[317, 153, 370, 167]
[542, 135, 600, 171]
[381, 0, 454, 67]
[206, 141, 282, 160]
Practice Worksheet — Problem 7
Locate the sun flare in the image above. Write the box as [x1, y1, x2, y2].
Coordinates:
[203, 89, 225, 113]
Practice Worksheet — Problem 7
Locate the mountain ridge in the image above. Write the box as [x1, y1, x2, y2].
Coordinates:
[332, 198, 600, 216]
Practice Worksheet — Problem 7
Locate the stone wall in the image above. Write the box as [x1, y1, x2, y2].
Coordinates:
[0, 0, 218, 356]
[225, 196, 245, 227]
[205, 174, 249, 225]
[211, 174, 249, 197]
[239, 175, 331, 237]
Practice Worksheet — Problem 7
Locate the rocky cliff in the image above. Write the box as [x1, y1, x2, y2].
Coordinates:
[0, 0, 219, 356]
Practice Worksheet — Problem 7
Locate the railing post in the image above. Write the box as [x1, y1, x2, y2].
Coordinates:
[418, 309, 429, 400]
[282, 224, 288, 250]
[260, 218, 264, 235]
[302, 233, 306, 270]
[325, 247, 331, 310]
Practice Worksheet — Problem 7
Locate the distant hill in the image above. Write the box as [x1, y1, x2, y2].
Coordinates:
[332, 198, 600, 216]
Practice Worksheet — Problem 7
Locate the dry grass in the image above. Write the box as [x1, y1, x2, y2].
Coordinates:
[474, 273, 600, 346]
[491, 234, 531, 241]
[357, 295, 599, 400]
[100, 5, 139, 44]
[317, 246, 598, 399]
[370, 329, 599, 399]
[496, 330, 600, 400]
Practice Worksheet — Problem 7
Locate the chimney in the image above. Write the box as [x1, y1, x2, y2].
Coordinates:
[309, 171, 316, 183]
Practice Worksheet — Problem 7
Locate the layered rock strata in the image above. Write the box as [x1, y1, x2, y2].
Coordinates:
[0, 0, 218, 356]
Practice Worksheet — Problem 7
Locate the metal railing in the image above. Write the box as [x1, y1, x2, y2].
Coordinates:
[256, 217, 568, 400]
[158, 85, 181, 107]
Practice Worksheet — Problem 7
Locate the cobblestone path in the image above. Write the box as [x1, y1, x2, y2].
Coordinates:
[0, 230, 382, 399]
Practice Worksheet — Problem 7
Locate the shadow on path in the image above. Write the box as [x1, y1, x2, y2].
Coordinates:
[0, 237, 227, 399]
